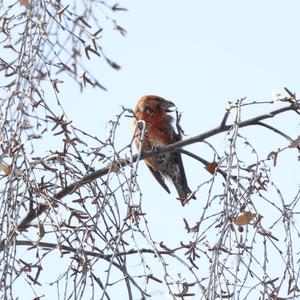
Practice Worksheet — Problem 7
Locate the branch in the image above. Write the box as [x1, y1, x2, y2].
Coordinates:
[15, 240, 153, 298]
[180, 149, 229, 179]
[1, 101, 299, 246]
[15, 240, 174, 259]
[256, 121, 293, 141]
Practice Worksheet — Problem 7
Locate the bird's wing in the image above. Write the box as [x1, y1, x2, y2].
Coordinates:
[146, 165, 171, 194]
[169, 126, 195, 199]
[170, 128, 188, 187]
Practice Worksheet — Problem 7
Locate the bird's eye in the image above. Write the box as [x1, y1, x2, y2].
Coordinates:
[145, 107, 153, 114]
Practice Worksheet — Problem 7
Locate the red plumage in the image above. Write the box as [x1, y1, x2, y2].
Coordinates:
[132, 95, 195, 202]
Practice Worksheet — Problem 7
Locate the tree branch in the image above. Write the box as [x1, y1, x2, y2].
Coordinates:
[15, 240, 174, 259]
[256, 121, 293, 141]
[1, 101, 299, 248]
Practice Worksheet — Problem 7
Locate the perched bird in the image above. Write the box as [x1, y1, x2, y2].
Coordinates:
[132, 95, 195, 202]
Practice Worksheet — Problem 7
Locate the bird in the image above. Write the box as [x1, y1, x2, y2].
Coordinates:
[132, 95, 195, 203]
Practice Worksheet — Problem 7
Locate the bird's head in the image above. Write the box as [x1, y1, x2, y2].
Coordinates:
[135, 95, 175, 116]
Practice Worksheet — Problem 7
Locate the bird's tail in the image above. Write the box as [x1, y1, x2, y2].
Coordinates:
[175, 183, 196, 202]
[163, 152, 196, 203]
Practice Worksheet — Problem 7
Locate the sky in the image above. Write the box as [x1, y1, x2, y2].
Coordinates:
[58, 0, 300, 226]
[61, 0, 300, 146]
[8, 0, 300, 299]
[54, 1, 300, 297]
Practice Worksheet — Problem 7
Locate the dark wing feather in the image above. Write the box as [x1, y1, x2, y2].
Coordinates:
[170, 151, 193, 199]
[168, 127, 196, 199]
[147, 165, 171, 194]
[171, 129, 188, 187]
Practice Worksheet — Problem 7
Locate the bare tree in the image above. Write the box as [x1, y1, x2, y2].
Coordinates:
[1, 1, 300, 300]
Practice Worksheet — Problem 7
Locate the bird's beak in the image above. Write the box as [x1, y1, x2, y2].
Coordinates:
[163, 99, 175, 112]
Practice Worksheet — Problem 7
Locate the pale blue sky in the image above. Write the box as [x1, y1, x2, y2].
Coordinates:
[11, 0, 300, 299]
[55, 2, 300, 297]
[60, 0, 300, 207]
[64, 0, 300, 129]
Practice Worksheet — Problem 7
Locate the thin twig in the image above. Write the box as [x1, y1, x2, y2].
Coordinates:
[256, 121, 293, 142]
